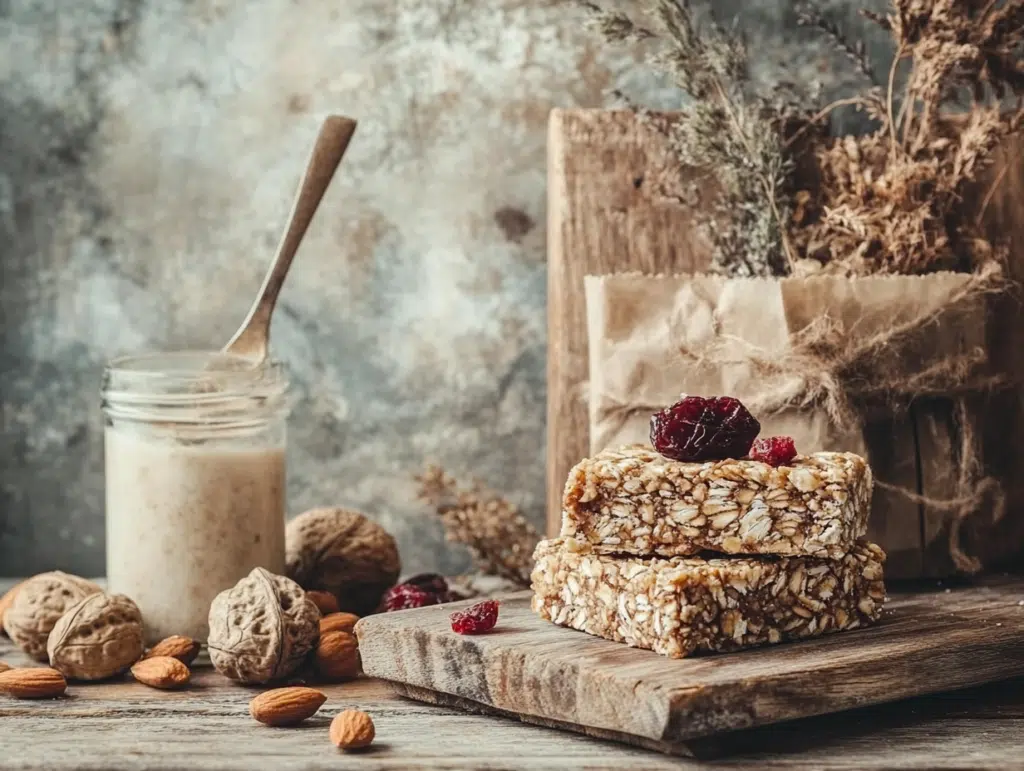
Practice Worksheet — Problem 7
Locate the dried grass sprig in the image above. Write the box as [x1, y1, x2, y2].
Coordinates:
[580, 0, 799, 276]
[416, 466, 540, 587]
[579, 1, 654, 44]
[797, 4, 879, 86]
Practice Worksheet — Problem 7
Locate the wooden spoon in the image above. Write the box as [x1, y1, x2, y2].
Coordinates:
[223, 115, 357, 361]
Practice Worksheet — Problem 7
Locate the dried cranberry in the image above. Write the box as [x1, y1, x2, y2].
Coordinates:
[403, 573, 450, 596]
[383, 583, 438, 612]
[650, 396, 760, 462]
[450, 600, 499, 635]
[750, 436, 798, 467]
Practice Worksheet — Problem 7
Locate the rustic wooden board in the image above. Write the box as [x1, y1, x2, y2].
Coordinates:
[357, 580, 1024, 756]
[546, 108, 713, 536]
[3, 575, 1024, 770]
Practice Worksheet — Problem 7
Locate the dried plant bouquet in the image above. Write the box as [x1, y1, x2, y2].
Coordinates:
[571, 1, 1024, 577]
[582, 0, 1024, 277]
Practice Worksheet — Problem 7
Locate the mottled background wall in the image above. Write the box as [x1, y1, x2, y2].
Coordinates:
[0, 0, 891, 577]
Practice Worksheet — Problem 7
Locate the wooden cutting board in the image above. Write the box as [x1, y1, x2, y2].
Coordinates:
[357, 579, 1024, 757]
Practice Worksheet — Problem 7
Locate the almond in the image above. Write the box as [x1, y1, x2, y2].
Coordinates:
[0, 667, 67, 699]
[0, 581, 24, 637]
[319, 612, 360, 636]
[131, 656, 191, 690]
[144, 635, 201, 666]
[330, 709, 375, 749]
[306, 590, 340, 616]
[314, 631, 361, 682]
[249, 686, 327, 726]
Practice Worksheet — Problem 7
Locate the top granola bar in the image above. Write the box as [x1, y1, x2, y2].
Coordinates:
[562, 444, 872, 559]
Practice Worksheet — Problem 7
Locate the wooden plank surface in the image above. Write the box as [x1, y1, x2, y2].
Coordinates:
[545, 108, 713, 536]
[357, 580, 1024, 756]
[4, 578, 1024, 770]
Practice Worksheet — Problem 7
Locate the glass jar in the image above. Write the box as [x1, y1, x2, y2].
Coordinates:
[101, 351, 289, 643]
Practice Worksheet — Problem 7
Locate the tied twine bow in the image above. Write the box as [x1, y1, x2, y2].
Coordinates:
[677, 261, 1011, 573]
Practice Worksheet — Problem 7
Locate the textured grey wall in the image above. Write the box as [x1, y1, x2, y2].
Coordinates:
[0, 0, 889, 577]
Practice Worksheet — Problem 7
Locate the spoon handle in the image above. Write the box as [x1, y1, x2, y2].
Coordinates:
[224, 115, 358, 360]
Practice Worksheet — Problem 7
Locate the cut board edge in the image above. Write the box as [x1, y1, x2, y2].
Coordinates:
[388, 681, 700, 758]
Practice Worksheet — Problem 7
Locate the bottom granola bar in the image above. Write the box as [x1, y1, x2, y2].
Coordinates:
[531, 537, 886, 658]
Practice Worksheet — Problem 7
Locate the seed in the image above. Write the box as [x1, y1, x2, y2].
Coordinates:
[710, 510, 739, 529]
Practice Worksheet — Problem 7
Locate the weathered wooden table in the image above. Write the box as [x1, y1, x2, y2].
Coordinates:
[2, 578, 1023, 770]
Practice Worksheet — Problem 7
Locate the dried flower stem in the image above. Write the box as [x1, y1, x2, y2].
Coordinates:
[886, 43, 906, 158]
[784, 97, 875, 149]
[976, 160, 1012, 226]
[770, 183, 797, 272]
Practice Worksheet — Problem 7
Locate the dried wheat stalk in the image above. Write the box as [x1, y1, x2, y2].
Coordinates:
[416, 466, 540, 587]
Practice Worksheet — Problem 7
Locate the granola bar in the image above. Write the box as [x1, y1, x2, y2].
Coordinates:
[562, 444, 872, 559]
[531, 537, 886, 658]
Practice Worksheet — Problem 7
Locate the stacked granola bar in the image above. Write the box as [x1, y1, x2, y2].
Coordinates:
[531, 443, 887, 658]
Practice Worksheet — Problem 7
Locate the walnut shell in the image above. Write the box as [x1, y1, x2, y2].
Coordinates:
[0, 580, 26, 637]
[285, 508, 400, 616]
[47, 593, 144, 681]
[207, 568, 320, 684]
[3, 572, 102, 661]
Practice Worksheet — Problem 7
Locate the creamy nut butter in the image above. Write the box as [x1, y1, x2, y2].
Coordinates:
[102, 352, 289, 643]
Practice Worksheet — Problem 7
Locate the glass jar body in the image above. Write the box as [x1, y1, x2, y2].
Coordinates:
[102, 352, 289, 643]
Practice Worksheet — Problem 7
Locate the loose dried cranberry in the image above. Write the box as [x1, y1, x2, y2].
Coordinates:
[383, 583, 438, 612]
[750, 436, 798, 467]
[650, 396, 760, 462]
[450, 600, 499, 635]
[404, 573, 450, 596]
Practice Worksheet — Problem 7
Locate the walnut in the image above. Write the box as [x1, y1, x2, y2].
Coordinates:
[0, 580, 26, 637]
[47, 593, 144, 681]
[285, 508, 400, 616]
[207, 568, 320, 684]
[3, 572, 102, 661]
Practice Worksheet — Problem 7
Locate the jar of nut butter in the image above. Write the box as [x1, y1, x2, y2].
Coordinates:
[102, 352, 289, 643]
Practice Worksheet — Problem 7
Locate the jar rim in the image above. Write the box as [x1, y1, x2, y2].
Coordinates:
[106, 350, 285, 377]
[102, 350, 289, 427]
